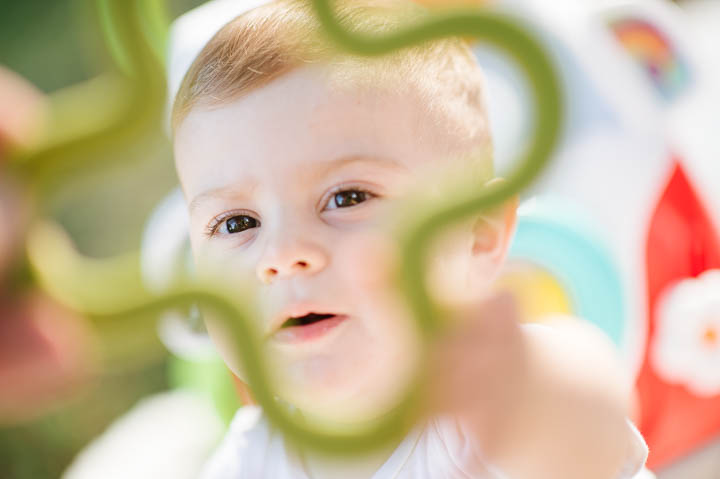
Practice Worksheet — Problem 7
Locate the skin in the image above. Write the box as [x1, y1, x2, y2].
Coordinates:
[0, 66, 47, 152]
[175, 65, 505, 418]
[175, 65, 635, 478]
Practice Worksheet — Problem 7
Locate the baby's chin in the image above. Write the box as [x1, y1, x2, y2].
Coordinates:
[208, 306, 423, 423]
[268, 320, 421, 424]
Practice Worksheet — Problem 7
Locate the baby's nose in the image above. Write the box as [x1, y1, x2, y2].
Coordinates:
[256, 243, 328, 284]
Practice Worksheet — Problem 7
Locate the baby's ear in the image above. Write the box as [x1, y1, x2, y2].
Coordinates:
[469, 179, 518, 274]
[425, 178, 518, 306]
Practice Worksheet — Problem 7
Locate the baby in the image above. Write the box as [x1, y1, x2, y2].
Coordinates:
[170, 0, 650, 477]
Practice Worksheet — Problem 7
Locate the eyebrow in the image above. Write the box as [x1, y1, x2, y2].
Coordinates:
[310, 155, 408, 179]
[188, 155, 406, 214]
[188, 183, 256, 215]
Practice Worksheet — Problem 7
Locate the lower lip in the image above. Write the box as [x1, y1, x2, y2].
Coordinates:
[273, 315, 349, 344]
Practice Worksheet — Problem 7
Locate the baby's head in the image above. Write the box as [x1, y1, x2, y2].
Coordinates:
[172, 0, 516, 421]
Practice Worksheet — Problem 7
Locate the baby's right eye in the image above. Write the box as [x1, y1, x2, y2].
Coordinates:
[208, 214, 260, 236]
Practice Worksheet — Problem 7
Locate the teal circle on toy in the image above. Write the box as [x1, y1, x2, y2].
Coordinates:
[509, 197, 627, 347]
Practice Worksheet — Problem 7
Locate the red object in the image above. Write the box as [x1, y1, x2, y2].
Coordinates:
[637, 160, 720, 469]
[0, 293, 93, 425]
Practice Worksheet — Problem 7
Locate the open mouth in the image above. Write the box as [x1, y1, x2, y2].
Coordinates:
[274, 312, 348, 343]
[281, 313, 336, 328]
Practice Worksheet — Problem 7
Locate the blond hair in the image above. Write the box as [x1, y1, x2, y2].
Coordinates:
[172, 0, 490, 153]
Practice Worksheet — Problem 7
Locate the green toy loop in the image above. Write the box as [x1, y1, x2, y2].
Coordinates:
[25, 0, 563, 455]
[98, 0, 169, 74]
[13, 0, 169, 199]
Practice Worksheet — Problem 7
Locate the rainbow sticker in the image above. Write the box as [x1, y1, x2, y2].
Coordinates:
[507, 197, 627, 347]
[609, 17, 692, 103]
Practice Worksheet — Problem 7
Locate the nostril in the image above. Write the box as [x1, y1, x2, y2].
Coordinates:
[261, 260, 315, 283]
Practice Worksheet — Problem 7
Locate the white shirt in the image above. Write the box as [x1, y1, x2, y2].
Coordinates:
[200, 406, 653, 479]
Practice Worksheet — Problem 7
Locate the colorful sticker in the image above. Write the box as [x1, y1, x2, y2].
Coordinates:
[497, 261, 574, 323]
[508, 198, 627, 347]
[609, 17, 692, 103]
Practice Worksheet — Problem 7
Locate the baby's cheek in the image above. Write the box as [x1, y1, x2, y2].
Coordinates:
[333, 231, 399, 319]
[333, 229, 424, 372]
[192, 239, 258, 280]
[203, 313, 247, 381]
[332, 230, 396, 296]
[191, 242, 268, 379]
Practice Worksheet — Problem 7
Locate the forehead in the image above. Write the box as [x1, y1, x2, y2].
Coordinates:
[173, 66, 455, 200]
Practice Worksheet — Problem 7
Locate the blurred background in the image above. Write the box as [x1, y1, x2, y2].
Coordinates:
[0, 0, 718, 478]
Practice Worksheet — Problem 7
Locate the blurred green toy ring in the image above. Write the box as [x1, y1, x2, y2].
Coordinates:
[27, 0, 563, 455]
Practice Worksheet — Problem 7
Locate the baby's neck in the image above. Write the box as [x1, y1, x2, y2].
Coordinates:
[299, 441, 399, 479]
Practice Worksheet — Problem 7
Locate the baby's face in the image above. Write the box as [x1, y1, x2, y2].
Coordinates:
[174, 66, 508, 419]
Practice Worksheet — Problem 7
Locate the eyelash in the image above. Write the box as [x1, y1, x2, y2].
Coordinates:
[205, 185, 378, 238]
[204, 210, 259, 238]
[321, 185, 377, 211]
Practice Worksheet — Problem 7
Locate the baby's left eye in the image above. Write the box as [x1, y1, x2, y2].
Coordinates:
[326, 189, 372, 210]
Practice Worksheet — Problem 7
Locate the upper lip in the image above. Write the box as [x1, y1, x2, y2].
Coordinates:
[267, 302, 343, 337]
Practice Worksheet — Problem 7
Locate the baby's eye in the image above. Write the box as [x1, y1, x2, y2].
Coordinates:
[326, 189, 372, 210]
[211, 215, 260, 236]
